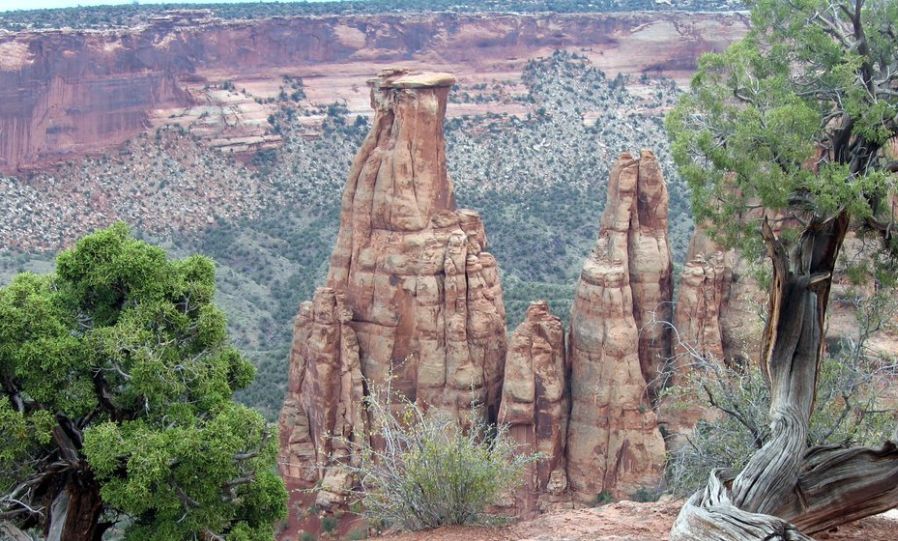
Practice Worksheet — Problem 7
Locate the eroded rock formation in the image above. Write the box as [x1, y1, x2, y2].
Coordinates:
[672, 226, 762, 370]
[565, 151, 667, 503]
[672, 229, 729, 367]
[278, 68, 507, 498]
[277, 288, 368, 506]
[325, 68, 508, 423]
[276, 69, 723, 523]
[498, 301, 570, 515]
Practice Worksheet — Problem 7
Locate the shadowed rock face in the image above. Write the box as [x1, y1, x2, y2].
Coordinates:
[278, 69, 508, 498]
[566, 151, 667, 503]
[498, 301, 570, 516]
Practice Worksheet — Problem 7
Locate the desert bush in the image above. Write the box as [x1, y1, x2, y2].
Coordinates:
[320, 515, 338, 534]
[353, 390, 540, 531]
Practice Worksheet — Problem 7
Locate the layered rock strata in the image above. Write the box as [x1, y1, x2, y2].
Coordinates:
[498, 301, 570, 515]
[278, 69, 508, 496]
[565, 151, 668, 503]
[0, 12, 748, 173]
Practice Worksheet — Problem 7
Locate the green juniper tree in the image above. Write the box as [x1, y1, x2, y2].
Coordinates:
[666, 0, 898, 539]
[0, 224, 286, 541]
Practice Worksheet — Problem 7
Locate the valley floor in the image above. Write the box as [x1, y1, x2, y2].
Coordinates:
[373, 500, 898, 541]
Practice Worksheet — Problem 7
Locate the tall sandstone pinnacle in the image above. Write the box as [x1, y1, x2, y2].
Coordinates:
[278, 69, 508, 499]
[566, 151, 668, 503]
[498, 301, 570, 515]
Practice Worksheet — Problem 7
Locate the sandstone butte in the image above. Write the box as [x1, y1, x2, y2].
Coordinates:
[277, 69, 728, 524]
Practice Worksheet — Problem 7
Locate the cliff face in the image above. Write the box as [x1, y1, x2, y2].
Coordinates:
[0, 33, 192, 171]
[278, 69, 508, 501]
[566, 151, 668, 503]
[0, 11, 748, 173]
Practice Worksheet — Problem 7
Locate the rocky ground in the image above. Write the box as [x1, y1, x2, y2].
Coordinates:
[372, 501, 898, 541]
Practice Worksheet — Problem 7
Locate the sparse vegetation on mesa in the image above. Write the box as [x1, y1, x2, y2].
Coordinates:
[0, 1, 745, 31]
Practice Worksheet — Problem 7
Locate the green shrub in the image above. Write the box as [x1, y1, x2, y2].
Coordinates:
[353, 390, 540, 531]
[300, 531, 316, 541]
[320, 515, 338, 534]
[593, 491, 614, 506]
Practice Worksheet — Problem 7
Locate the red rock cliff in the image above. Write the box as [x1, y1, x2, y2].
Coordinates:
[0, 11, 748, 173]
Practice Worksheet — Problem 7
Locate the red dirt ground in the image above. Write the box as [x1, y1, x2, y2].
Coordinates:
[371, 500, 898, 541]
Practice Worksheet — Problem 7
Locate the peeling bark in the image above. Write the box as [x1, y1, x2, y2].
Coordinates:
[46, 476, 104, 541]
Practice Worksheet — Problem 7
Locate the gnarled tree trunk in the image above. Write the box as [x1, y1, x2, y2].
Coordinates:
[46, 474, 104, 541]
[671, 213, 898, 540]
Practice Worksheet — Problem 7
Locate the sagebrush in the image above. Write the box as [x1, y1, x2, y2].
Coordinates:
[352, 391, 540, 531]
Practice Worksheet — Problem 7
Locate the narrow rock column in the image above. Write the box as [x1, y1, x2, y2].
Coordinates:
[566, 151, 667, 503]
[498, 301, 570, 515]
[278, 69, 508, 506]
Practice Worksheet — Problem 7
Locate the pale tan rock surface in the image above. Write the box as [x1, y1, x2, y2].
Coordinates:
[279, 69, 508, 496]
[566, 151, 667, 503]
[278, 288, 367, 488]
[498, 301, 570, 515]
[628, 150, 673, 402]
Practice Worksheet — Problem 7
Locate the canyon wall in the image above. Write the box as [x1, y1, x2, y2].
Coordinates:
[0, 10, 748, 173]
